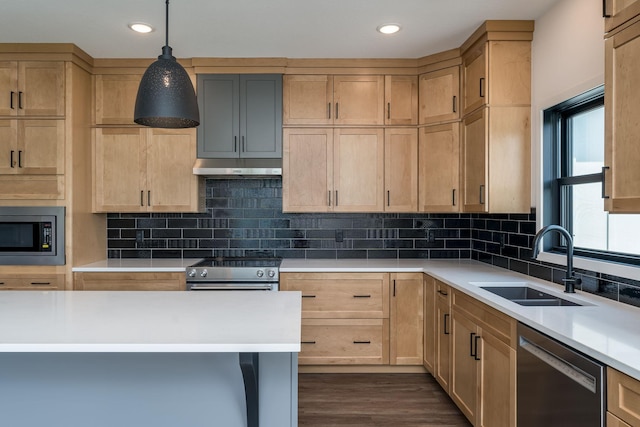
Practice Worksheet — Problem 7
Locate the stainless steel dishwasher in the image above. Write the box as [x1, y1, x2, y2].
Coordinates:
[517, 322, 605, 427]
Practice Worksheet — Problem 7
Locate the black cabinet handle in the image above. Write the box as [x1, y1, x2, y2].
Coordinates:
[602, 166, 610, 199]
[387, 190, 390, 207]
[437, 289, 448, 296]
[147, 190, 151, 206]
[327, 103, 331, 119]
[470, 332, 477, 357]
[479, 184, 485, 205]
[18, 150, 22, 168]
[140, 190, 144, 207]
[327, 190, 331, 206]
[234, 136, 238, 153]
[353, 295, 371, 298]
[353, 341, 371, 344]
[335, 190, 338, 206]
[242, 136, 245, 152]
[479, 78, 485, 98]
[453, 95, 457, 113]
[387, 102, 391, 119]
[603, 0, 611, 17]
[335, 103, 339, 119]
[474, 335, 481, 361]
[10, 150, 14, 168]
[443, 313, 450, 335]
[302, 295, 316, 298]
[301, 341, 316, 345]
[30, 282, 51, 286]
[18, 91, 23, 109]
[452, 189, 456, 206]
[10, 91, 15, 110]
[393, 280, 396, 297]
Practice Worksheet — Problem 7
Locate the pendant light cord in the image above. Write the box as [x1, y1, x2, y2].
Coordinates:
[165, 0, 170, 47]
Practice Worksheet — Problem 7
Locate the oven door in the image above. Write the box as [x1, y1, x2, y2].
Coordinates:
[186, 281, 277, 291]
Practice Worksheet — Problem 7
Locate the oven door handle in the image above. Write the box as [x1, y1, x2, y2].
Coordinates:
[188, 284, 274, 291]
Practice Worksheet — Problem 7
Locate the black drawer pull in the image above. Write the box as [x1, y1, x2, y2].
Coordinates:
[437, 289, 448, 296]
[30, 282, 51, 286]
[302, 295, 316, 298]
[353, 340, 371, 344]
[443, 313, 450, 335]
[353, 295, 371, 298]
[474, 335, 481, 361]
[470, 332, 477, 357]
[301, 341, 316, 345]
[0, 282, 4, 285]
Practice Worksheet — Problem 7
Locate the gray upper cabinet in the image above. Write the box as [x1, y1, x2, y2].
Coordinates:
[197, 74, 283, 159]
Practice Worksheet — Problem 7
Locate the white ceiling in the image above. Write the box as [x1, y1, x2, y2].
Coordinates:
[1, 0, 561, 59]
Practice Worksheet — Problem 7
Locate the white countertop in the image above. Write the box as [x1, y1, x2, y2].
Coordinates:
[281, 258, 640, 381]
[72, 258, 202, 272]
[0, 290, 301, 353]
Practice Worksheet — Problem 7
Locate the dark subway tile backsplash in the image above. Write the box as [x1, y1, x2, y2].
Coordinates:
[105, 178, 640, 309]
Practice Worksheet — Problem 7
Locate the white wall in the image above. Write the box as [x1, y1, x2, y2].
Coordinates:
[531, 0, 605, 209]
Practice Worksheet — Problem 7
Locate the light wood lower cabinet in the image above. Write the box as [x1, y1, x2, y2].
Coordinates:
[390, 273, 423, 365]
[282, 272, 425, 367]
[0, 274, 63, 290]
[423, 275, 436, 374]
[608, 367, 640, 426]
[73, 272, 185, 291]
[450, 289, 516, 427]
[434, 280, 452, 392]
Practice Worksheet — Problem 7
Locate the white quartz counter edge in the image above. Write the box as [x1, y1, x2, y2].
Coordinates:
[281, 258, 640, 381]
[0, 291, 301, 353]
[72, 258, 202, 272]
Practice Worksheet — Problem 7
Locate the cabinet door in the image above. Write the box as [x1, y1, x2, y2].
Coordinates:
[423, 275, 436, 374]
[240, 74, 282, 158]
[607, 367, 640, 426]
[282, 128, 333, 212]
[605, 20, 640, 212]
[390, 273, 424, 365]
[450, 310, 478, 424]
[94, 74, 141, 125]
[333, 128, 384, 212]
[463, 44, 487, 115]
[147, 128, 201, 212]
[462, 108, 488, 212]
[419, 66, 460, 125]
[0, 61, 18, 117]
[18, 119, 65, 175]
[607, 413, 633, 427]
[477, 329, 516, 427]
[605, 0, 640, 32]
[0, 119, 17, 174]
[434, 282, 451, 392]
[333, 75, 384, 125]
[18, 61, 65, 117]
[385, 75, 418, 125]
[197, 74, 240, 158]
[93, 127, 146, 212]
[418, 123, 460, 213]
[283, 75, 333, 125]
[384, 128, 418, 212]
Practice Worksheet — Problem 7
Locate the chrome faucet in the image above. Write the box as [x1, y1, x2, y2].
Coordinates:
[531, 225, 581, 293]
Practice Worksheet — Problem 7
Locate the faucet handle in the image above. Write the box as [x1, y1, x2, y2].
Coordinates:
[561, 276, 581, 293]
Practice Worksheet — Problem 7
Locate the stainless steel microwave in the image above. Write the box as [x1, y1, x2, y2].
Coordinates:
[0, 206, 65, 265]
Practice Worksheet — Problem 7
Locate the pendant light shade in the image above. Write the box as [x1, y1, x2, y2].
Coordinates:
[134, 0, 199, 128]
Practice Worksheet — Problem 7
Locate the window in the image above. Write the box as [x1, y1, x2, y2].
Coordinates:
[544, 87, 640, 264]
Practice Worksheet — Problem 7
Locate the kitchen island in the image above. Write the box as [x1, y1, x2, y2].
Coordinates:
[0, 290, 301, 427]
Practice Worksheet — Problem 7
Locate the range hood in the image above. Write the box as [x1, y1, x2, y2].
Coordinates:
[193, 158, 282, 177]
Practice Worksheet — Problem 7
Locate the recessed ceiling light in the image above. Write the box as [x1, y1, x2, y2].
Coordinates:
[128, 22, 154, 34]
[377, 24, 401, 35]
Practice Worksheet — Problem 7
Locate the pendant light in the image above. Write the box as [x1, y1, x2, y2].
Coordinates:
[134, 0, 199, 128]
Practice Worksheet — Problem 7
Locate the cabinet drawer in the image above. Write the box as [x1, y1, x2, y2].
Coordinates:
[452, 289, 516, 347]
[0, 275, 62, 290]
[73, 272, 185, 291]
[280, 272, 389, 318]
[300, 318, 389, 365]
[608, 367, 640, 426]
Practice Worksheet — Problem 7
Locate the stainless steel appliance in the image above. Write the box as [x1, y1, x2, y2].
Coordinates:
[0, 206, 65, 265]
[517, 322, 605, 426]
[186, 257, 281, 291]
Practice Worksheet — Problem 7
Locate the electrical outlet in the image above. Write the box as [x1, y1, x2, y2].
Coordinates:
[335, 230, 344, 243]
[427, 230, 435, 243]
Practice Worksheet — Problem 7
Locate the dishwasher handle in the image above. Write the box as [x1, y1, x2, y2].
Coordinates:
[519, 335, 597, 393]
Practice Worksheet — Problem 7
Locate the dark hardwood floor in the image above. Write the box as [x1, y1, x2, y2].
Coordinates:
[298, 373, 472, 427]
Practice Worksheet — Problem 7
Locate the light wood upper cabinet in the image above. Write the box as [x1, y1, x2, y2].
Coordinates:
[419, 66, 460, 125]
[461, 106, 530, 213]
[462, 41, 531, 116]
[334, 128, 384, 212]
[0, 119, 64, 176]
[0, 61, 64, 117]
[283, 74, 384, 126]
[418, 122, 460, 213]
[93, 127, 203, 213]
[605, 18, 640, 212]
[390, 273, 424, 365]
[605, 0, 640, 32]
[384, 128, 418, 212]
[385, 75, 418, 125]
[94, 74, 141, 125]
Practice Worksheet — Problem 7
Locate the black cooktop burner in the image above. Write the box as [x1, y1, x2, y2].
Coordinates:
[191, 257, 282, 268]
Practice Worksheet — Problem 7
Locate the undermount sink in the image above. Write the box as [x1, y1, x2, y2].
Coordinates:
[478, 285, 584, 307]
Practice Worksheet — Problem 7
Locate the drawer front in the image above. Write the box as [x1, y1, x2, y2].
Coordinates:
[0, 275, 61, 290]
[74, 272, 185, 291]
[452, 289, 516, 347]
[280, 273, 389, 318]
[608, 367, 640, 426]
[299, 319, 389, 365]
